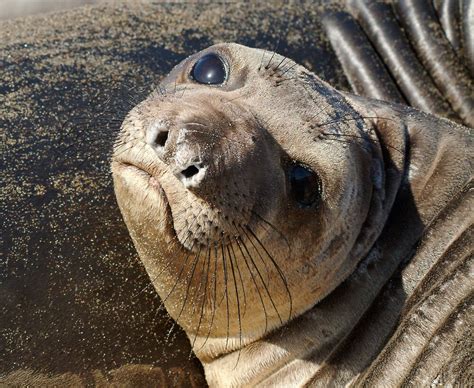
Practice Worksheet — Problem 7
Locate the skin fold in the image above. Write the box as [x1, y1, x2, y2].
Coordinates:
[323, 0, 474, 128]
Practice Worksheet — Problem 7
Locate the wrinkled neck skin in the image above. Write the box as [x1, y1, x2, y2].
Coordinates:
[200, 95, 470, 387]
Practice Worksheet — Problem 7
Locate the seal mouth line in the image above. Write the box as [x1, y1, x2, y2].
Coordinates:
[115, 160, 168, 206]
[116, 160, 156, 181]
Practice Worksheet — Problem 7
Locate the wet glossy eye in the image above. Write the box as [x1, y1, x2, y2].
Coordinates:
[191, 53, 227, 85]
[289, 165, 321, 208]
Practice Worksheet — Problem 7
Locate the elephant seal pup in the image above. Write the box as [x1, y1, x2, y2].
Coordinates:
[112, 43, 473, 386]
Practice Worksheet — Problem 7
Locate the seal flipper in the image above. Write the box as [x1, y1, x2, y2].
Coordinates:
[434, 0, 463, 52]
[394, 0, 474, 127]
[348, 0, 456, 121]
[321, 10, 406, 104]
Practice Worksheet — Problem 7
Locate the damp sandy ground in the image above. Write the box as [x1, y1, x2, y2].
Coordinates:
[0, 0, 106, 20]
[0, 0, 216, 20]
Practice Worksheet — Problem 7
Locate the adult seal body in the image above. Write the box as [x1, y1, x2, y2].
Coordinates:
[112, 43, 473, 386]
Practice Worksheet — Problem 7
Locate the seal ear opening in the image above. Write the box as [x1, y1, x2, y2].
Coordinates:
[288, 164, 322, 208]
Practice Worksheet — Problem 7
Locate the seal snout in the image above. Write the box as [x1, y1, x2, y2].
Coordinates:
[145, 118, 211, 188]
[133, 91, 288, 250]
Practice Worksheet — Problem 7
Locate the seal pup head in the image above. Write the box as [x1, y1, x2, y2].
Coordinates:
[111, 43, 394, 359]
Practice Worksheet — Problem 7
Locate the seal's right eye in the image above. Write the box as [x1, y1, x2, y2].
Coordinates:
[289, 165, 321, 208]
[191, 53, 227, 85]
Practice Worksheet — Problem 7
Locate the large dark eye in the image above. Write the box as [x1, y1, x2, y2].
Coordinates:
[191, 53, 227, 85]
[289, 165, 321, 208]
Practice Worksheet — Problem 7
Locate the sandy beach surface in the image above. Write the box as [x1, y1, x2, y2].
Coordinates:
[0, 0, 111, 20]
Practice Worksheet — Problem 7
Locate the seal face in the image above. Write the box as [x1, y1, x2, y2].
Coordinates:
[112, 43, 396, 355]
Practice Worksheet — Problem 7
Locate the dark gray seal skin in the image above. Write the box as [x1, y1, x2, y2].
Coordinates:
[1, 0, 472, 386]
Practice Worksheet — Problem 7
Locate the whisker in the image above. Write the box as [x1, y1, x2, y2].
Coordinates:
[139, 207, 202, 302]
[232, 227, 270, 333]
[239, 224, 271, 284]
[275, 76, 297, 84]
[319, 131, 404, 155]
[157, 240, 197, 340]
[195, 242, 220, 352]
[273, 56, 288, 72]
[161, 240, 196, 305]
[174, 245, 203, 326]
[221, 240, 230, 350]
[226, 243, 243, 368]
[245, 225, 293, 321]
[315, 114, 396, 128]
[267, 37, 282, 68]
[250, 210, 290, 257]
[190, 242, 209, 316]
[224, 90, 250, 104]
[279, 62, 298, 77]
[239, 226, 282, 323]
[258, 49, 267, 71]
[227, 244, 243, 362]
[191, 244, 211, 350]
[229, 241, 247, 317]
[266, 50, 277, 69]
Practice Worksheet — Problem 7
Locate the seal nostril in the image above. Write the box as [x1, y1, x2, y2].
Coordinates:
[155, 131, 169, 147]
[182, 165, 199, 178]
